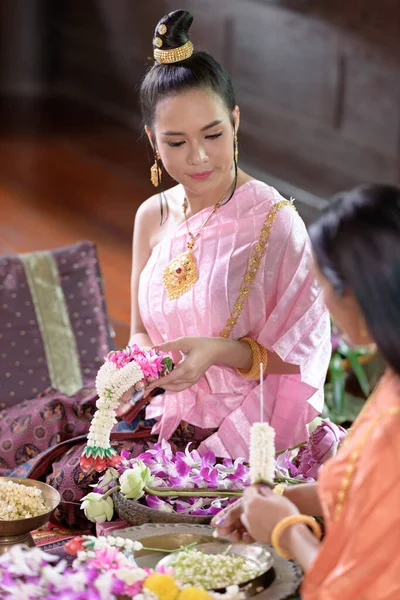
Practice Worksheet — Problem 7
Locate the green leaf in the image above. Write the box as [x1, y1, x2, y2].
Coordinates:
[329, 353, 345, 413]
[344, 347, 370, 397]
[162, 356, 174, 374]
[323, 384, 365, 424]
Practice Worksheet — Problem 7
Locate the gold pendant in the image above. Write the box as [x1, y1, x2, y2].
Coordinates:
[162, 251, 198, 300]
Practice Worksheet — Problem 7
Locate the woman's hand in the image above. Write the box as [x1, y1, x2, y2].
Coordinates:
[211, 499, 253, 543]
[241, 486, 299, 545]
[106, 352, 157, 417]
[212, 486, 299, 546]
[144, 337, 222, 395]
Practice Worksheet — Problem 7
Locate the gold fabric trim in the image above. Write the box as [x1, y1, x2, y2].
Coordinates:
[220, 200, 296, 338]
[20, 251, 83, 395]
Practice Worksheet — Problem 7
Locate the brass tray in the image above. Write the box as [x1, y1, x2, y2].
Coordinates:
[110, 523, 276, 596]
[158, 541, 274, 593]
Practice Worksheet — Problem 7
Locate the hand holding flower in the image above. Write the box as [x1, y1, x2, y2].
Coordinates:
[80, 345, 173, 473]
[239, 486, 299, 546]
[144, 337, 221, 395]
[212, 485, 299, 546]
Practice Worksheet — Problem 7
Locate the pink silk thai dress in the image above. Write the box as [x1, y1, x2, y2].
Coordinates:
[302, 369, 400, 599]
[139, 180, 331, 458]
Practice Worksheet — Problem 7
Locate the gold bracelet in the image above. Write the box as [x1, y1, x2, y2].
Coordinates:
[237, 337, 268, 379]
[271, 515, 322, 560]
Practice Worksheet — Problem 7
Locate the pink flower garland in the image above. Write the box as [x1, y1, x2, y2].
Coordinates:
[80, 346, 173, 473]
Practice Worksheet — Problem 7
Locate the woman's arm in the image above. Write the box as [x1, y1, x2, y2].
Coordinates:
[144, 337, 300, 395]
[283, 522, 321, 573]
[216, 488, 321, 574]
[212, 483, 322, 540]
[128, 199, 156, 349]
[284, 483, 322, 516]
[212, 338, 300, 375]
[144, 336, 300, 394]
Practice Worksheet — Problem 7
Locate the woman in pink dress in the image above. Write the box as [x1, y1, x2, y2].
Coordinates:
[10, 8, 329, 526]
[120, 8, 330, 458]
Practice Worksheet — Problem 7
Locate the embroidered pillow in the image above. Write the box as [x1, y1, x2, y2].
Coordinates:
[0, 241, 113, 408]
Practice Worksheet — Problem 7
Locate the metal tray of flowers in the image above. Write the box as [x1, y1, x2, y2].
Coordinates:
[108, 523, 304, 598]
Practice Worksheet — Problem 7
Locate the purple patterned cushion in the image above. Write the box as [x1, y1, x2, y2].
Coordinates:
[0, 241, 113, 408]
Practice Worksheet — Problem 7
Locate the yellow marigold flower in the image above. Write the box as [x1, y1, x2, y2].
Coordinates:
[143, 573, 180, 600]
[179, 586, 213, 600]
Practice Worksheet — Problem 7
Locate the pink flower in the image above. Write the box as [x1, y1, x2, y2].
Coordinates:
[87, 547, 123, 571]
[293, 420, 347, 479]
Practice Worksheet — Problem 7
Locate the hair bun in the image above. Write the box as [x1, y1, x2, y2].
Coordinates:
[153, 9, 193, 52]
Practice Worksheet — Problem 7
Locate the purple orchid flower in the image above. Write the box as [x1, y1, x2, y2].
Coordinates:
[145, 494, 174, 512]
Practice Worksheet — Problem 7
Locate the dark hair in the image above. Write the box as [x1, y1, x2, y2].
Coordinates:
[140, 10, 236, 129]
[310, 183, 400, 375]
[140, 10, 238, 224]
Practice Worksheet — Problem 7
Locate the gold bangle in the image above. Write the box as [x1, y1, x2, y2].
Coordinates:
[237, 337, 268, 379]
[271, 515, 322, 560]
[273, 483, 286, 496]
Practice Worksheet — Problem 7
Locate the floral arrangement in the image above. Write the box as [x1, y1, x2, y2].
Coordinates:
[0, 536, 244, 600]
[81, 419, 346, 523]
[81, 440, 248, 523]
[0, 480, 48, 520]
[80, 345, 173, 473]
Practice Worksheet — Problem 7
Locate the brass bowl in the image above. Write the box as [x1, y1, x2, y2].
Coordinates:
[0, 477, 60, 555]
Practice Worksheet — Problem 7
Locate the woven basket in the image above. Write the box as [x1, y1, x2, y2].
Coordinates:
[113, 491, 212, 526]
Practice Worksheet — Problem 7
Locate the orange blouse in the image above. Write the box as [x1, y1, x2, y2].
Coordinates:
[301, 370, 400, 600]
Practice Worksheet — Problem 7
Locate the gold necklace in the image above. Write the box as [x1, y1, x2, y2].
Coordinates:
[163, 184, 234, 300]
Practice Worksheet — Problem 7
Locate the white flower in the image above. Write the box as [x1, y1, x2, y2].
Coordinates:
[119, 463, 154, 500]
[0, 480, 48, 520]
[114, 536, 125, 548]
[85, 359, 145, 457]
[115, 566, 148, 585]
[81, 492, 114, 523]
[94, 571, 117, 600]
[249, 422, 276, 484]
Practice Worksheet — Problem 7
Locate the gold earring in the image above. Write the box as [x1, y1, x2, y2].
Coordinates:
[234, 133, 239, 164]
[150, 152, 162, 187]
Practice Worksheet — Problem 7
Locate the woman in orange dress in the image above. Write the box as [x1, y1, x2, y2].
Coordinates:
[213, 183, 400, 599]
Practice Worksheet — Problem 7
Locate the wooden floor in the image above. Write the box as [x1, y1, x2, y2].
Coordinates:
[0, 96, 156, 347]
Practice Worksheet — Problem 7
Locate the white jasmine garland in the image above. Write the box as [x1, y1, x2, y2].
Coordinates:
[80, 347, 173, 473]
[81, 360, 144, 466]
[249, 422, 276, 484]
[72, 535, 143, 567]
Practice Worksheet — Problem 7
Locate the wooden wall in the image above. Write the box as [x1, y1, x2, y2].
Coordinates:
[2, 0, 400, 210]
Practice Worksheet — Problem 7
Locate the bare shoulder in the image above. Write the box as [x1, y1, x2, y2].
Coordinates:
[134, 184, 183, 249]
[136, 184, 181, 222]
